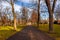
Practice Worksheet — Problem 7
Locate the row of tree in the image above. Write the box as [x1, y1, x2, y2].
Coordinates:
[10, 0, 57, 32]
[0, 0, 59, 33]
[37, 0, 56, 32]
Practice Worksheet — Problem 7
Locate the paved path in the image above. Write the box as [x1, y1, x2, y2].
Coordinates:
[7, 26, 55, 40]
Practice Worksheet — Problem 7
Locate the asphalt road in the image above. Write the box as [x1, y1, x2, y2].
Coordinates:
[7, 26, 55, 40]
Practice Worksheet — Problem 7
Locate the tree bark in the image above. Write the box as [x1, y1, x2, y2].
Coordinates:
[52, 0, 56, 13]
[45, 0, 56, 32]
[11, 0, 17, 30]
[45, 0, 53, 32]
[37, 0, 40, 28]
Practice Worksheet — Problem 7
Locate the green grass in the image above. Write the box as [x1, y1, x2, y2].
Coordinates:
[39, 24, 60, 40]
[0, 25, 25, 40]
[0, 24, 60, 40]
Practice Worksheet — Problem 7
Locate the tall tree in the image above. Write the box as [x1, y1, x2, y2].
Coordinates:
[37, 0, 40, 28]
[45, 0, 56, 32]
[10, 0, 17, 30]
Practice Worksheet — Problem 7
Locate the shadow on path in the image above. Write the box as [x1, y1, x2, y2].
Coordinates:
[7, 25, 55, 40]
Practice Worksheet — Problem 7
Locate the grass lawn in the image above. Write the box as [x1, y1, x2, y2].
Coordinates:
[0, 24, 60, 40]
[0, 25, 26, 40]
[39, 24, 60, 40]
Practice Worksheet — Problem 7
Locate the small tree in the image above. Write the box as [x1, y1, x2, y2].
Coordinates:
[31, 10, 38, 25]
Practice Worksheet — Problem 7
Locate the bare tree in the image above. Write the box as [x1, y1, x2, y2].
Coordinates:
[22, 7, 28, 24]
[31, 10, 38, 25]
[37, 0, 40, 28]
[45, 0, 56, 32]
[10, 0, 17, 30]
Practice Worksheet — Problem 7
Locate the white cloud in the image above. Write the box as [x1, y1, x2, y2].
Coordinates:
[1, 1, 22, 12]
[14, 4, 22, 12]
[1, 1, 11, 8]
[18, 0, 30, 3]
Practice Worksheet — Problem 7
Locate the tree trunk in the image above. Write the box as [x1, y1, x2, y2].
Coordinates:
[49, 11, 53, 32]
[37, 0, 40, 28]
[11, 0, 17, 30]
[52, 0, 56, 13]
[0, 12, 1, 20]
[45, 0, 53, 32]
[14, 16, 17, 30]
[45, 0, 56, 32]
